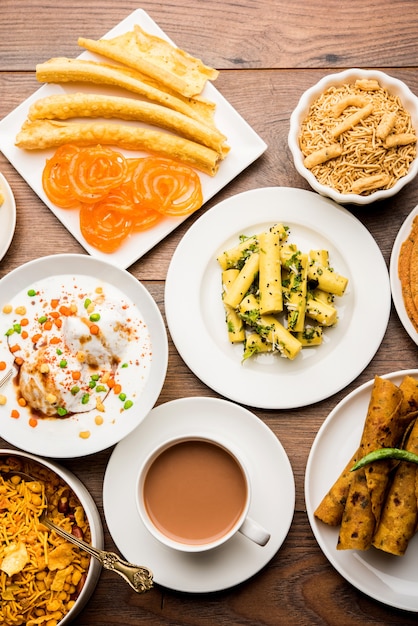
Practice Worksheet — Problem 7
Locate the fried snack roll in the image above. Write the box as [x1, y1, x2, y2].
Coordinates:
[337, 376, 403, 550]
[315, 376, 418, 527]
[36, 58, 216, 126]
[15, 120, 221, 176]
[314, 450, 358, 526]
[372, 418, 418, 555]
[316, 375, 418, 532]
[78, 24, 218, 98]
[28, 93, 229, 156]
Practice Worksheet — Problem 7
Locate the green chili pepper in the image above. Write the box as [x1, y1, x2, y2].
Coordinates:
[123, 400, 133, 410]
[351, 448, 418, 471]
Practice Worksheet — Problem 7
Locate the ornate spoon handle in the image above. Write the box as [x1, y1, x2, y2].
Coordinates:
[41, 514, 153, 593]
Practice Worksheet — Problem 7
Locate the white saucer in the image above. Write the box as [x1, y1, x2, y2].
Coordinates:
[0, 172, 16, 262]
[103, 397, 295, 593]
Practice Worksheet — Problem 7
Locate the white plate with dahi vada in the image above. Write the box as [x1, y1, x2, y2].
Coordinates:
[288, 68, 418, 205]
[0, 253, 168, 458]
[0, 9, 266, 269]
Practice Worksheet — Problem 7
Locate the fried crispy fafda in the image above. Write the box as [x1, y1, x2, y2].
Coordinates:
[78, 24, 218, 98]
[36, 57, 216, 126]
[15, 119, 221, 176]
[28, 93, 229, 156]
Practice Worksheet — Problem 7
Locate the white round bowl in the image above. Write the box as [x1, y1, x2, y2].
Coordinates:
[0, 449, 103, 624]
[288, 68, 418, 205]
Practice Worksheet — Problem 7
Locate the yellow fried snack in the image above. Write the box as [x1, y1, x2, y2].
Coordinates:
[36, 57, 216, 126]
[314, 450, 359, 526]
[337, 376, 403, 550]
[78, 24, 218, 98]
[15, 119, 221, 175]
[28, 93, 229, 156]
[351, 173, 391, 194]
[372, 418, 418, 555]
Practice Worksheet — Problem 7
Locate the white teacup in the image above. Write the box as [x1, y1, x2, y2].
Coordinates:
[136, 435, 270, 552]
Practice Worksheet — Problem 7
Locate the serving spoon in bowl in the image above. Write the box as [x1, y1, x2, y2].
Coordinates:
[1, 470, 153, 593]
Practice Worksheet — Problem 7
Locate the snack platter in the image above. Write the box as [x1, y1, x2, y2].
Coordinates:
[3, 4, 418, 622]
[0, 9, 267, 269]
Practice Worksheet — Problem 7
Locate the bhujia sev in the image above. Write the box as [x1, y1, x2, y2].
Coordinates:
[0, 456, 91, 626]
[299, 79, 417, 195]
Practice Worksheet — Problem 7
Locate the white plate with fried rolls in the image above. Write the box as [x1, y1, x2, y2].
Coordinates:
[165, 186, 391, 409]
[306, 370, 418, 611]
[0, 9, 266, 269]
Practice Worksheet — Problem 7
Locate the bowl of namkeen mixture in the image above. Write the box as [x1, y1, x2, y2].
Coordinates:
[288, 69, 418, 204]
[0, 450, 103, 625]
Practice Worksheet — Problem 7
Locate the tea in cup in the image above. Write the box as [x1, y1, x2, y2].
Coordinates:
[136, 435, 270, 552]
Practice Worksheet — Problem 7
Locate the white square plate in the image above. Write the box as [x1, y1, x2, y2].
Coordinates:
[0, 9, 267, 269]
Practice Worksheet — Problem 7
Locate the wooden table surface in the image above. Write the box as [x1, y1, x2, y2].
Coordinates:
[2, 1, 418, 624]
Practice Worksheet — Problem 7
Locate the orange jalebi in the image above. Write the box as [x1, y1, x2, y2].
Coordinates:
[42, 145, 203, 253]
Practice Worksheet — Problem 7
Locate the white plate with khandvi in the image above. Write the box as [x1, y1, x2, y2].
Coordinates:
[165, 186, 391, 409]
[0, 9, 266, 269]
